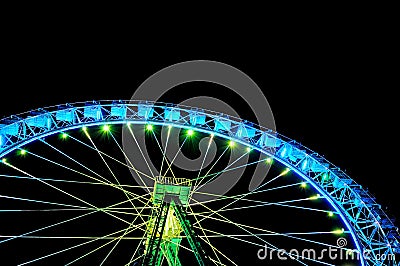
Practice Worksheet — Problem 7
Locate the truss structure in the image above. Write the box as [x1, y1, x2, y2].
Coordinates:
[1, 100, 398, 265]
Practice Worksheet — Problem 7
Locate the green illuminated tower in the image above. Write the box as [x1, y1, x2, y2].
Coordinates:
[140, 177, 210, 266]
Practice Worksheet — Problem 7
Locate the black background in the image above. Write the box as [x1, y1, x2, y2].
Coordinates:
[0, 18, 398, 264]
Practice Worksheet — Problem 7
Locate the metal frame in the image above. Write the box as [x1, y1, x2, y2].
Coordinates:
[1, 100, 399, 265]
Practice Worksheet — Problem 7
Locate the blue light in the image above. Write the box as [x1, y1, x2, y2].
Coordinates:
[0, 101, 388, 265]
[302, 159, 308, 170]
[111, 105, 127, 118]
[56, 109, 74, 122]
[280, 147, 287, 157]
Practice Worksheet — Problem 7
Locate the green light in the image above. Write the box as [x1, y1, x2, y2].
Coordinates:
[102, 125, 110, 132]
[266, 157, 272, 164]
[309, 194, 321, 200]
[281, 168, 290, 175]
[146, 124, 153, 131]
[346, 250, 355, 256]
[19, 149, 27, 155]
[210, 133, 214, 138]
[323, 173, 329, 180]
[82, 126, 88, 132]
[168, 125, 172, 129]
[127, 122, 131, 126]
[228, 140, 235, 148]
[328, 211, 334, 217]
[333, 228, 345, 235]
[61, 133, 68, 139]
[1, 158, 6, 163]
[246, 147, 251, 152]
[187, 129, 194, 136]
[300, 182, 307, 188]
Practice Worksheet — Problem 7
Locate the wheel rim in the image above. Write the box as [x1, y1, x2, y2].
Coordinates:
[0, 100, 398, 265]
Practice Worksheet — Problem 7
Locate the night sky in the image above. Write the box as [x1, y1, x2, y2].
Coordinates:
[0, 26, 398, 264]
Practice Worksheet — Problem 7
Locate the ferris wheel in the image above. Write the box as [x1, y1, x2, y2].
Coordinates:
[0, 100, 398, 265]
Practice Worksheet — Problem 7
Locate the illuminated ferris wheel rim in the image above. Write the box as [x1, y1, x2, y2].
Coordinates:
[0, 100, 398, 265]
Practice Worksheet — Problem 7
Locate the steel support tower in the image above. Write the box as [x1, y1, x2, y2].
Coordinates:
[140, 177, 210, 266]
